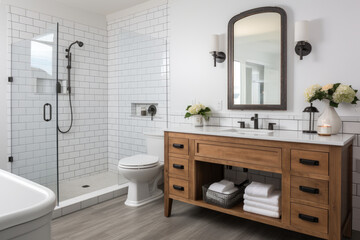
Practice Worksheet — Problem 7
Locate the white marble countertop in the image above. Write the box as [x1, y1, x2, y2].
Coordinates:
[165, 126, 355, 146]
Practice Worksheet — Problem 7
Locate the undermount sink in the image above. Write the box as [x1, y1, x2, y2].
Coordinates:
[221, 128, 274, 135]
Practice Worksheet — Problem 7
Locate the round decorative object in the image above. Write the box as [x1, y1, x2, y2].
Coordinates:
[192, 115, 203, 127]
[317, 102, 341, 135]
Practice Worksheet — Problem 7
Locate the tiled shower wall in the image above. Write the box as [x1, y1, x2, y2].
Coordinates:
[107, 3, 169, 171]
[7, 6, 108, 182]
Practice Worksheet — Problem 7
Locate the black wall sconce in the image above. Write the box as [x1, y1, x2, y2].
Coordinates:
[210, 34, 226, 67]
[295, 21, 312, 60]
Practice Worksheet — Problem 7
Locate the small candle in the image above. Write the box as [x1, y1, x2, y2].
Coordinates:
[317, 124, 331, 136]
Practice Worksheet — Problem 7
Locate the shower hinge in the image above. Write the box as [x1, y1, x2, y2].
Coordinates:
[8, 76, 13, 82]
[8, 156, 13, 162]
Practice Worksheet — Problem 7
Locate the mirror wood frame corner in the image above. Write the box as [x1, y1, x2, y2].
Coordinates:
[228, 6, 287, 110]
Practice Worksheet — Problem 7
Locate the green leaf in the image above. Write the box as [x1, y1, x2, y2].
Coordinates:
[329, 101, 339, 108]
[204, 107, 211, 112]
[186, 105, 192, 110]
[184, 112, 192, 118]
[352, 96, 359, 104]
[333, 83, 341, 91]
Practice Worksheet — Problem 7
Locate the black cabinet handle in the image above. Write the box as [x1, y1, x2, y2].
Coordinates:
[173, 185, 184, 191]
[299, 214, 319, 223]
[299, 186, 319, 194]
[173, 164, 184, 169]
[299, 159, 319, 166]
[173, 144, 184, 149]
[43, 103, 52, 122]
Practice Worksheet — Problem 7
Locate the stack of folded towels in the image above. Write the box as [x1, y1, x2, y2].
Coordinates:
[207, 179, 238, 197]
[243, 181, 281, 218]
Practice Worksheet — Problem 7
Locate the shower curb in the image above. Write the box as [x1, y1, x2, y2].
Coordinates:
[52, 183, 129, 219]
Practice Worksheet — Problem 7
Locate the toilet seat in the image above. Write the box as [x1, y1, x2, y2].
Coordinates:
[118, 154, 159, 169]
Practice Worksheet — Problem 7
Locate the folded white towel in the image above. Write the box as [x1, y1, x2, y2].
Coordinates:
[244, 181, 274, 198]
[243, 204, 280, 218]
[244, 200, 280, 212]
[208, 180, 234, 193]
[243, 190, 281, 206]
[222, 187, 239, 195]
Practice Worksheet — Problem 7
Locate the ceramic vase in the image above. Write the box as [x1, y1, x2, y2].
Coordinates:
[192, 115, 203, 127]
[317, 102, 341, 135]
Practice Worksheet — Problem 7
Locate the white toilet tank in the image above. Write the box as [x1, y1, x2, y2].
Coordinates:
[143, 130, 164, 163]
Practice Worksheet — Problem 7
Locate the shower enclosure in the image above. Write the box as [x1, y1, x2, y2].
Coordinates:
[9, 23, 126, 204]
[10, 23, 59, 198]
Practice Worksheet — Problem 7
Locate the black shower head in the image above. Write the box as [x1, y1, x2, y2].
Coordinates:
[66, 40, 84, 52]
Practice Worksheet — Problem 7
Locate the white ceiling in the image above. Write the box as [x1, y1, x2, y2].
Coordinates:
[52, 0, 151, 15]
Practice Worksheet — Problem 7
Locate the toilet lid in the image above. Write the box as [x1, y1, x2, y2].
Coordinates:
[118, 154, 159, 169]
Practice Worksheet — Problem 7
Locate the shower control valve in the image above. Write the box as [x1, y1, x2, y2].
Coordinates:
[148, 105, 157, 121]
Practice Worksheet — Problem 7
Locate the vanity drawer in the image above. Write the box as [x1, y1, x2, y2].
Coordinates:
[169, 178, 189, 199]
[169, 157, 189, 180]
[291, 150, 329, 177]
[169, 138, 189, 155]
[291, 176, 328, 205]
[195, 140, 281, 169]
[291, 203, 328, 234]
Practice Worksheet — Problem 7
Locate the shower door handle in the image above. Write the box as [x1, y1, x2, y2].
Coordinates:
[43, 103, 52, 122]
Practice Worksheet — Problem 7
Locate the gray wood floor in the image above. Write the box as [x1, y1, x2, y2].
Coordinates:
[52, 196, 360, 240]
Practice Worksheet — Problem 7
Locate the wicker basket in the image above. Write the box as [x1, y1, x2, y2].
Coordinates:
[202, 183, 246, 209]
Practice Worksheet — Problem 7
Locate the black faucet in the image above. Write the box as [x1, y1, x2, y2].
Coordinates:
[251, 114, 259, 129]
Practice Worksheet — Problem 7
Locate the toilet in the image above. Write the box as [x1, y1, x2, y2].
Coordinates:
[118, 131, 164, 207]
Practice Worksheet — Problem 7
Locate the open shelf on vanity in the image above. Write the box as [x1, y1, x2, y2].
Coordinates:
[191, 160, 283, 228]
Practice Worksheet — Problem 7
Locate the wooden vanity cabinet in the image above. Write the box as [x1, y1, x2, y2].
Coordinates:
[164, 132, 353, 240]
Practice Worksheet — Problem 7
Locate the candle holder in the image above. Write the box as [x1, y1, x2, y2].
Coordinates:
[302, 103, 319, 133]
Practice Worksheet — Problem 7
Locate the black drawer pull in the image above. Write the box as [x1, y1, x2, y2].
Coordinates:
[173, 185, 184, 191]
[299, 186, 319, 194]
[173, 144, 184, 149]
[299, 159, 319, 166]
[173, 164, 184, 169]
[299, 214, 319, 223]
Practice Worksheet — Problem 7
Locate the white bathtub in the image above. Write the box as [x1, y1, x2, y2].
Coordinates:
[0, 169, 56, 240]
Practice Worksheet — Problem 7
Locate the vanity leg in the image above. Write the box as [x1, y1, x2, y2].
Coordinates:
[164, 197, 173, 217]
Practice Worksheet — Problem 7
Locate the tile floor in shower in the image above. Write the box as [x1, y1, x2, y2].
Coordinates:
[59, 171, 127, 202]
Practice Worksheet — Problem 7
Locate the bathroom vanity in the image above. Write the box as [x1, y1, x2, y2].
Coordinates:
[163, 127, 354, 240]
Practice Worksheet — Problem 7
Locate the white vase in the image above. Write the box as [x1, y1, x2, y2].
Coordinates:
[192, 115, 203, 127]
[317, 102, 342, 135]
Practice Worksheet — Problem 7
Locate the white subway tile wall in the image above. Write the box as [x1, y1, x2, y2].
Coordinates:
[7, 6, 108, 182]
[107, 4, 169, 171]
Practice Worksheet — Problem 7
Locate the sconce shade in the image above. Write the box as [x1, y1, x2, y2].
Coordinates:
[211, 34, 219, 51]
[295, 21, 309, 42]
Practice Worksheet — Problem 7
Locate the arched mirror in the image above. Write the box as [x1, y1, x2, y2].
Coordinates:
[228, 7, 287, 110]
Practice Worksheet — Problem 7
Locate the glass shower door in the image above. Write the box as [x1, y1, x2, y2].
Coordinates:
[10, 24, 59, 201]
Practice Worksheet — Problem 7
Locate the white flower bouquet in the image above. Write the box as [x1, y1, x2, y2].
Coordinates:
[304, 83, 358, 107]
[185, 104, 211, 120]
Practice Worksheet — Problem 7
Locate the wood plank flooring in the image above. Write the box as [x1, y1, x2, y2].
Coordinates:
[52, 196, 360, 240]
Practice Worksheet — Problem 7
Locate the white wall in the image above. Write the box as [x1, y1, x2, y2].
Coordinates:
[0, 3, 8, 170]
[169, 0, 360, 117]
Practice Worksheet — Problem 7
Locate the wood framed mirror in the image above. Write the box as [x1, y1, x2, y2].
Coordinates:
[228, 7, 287, 110]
